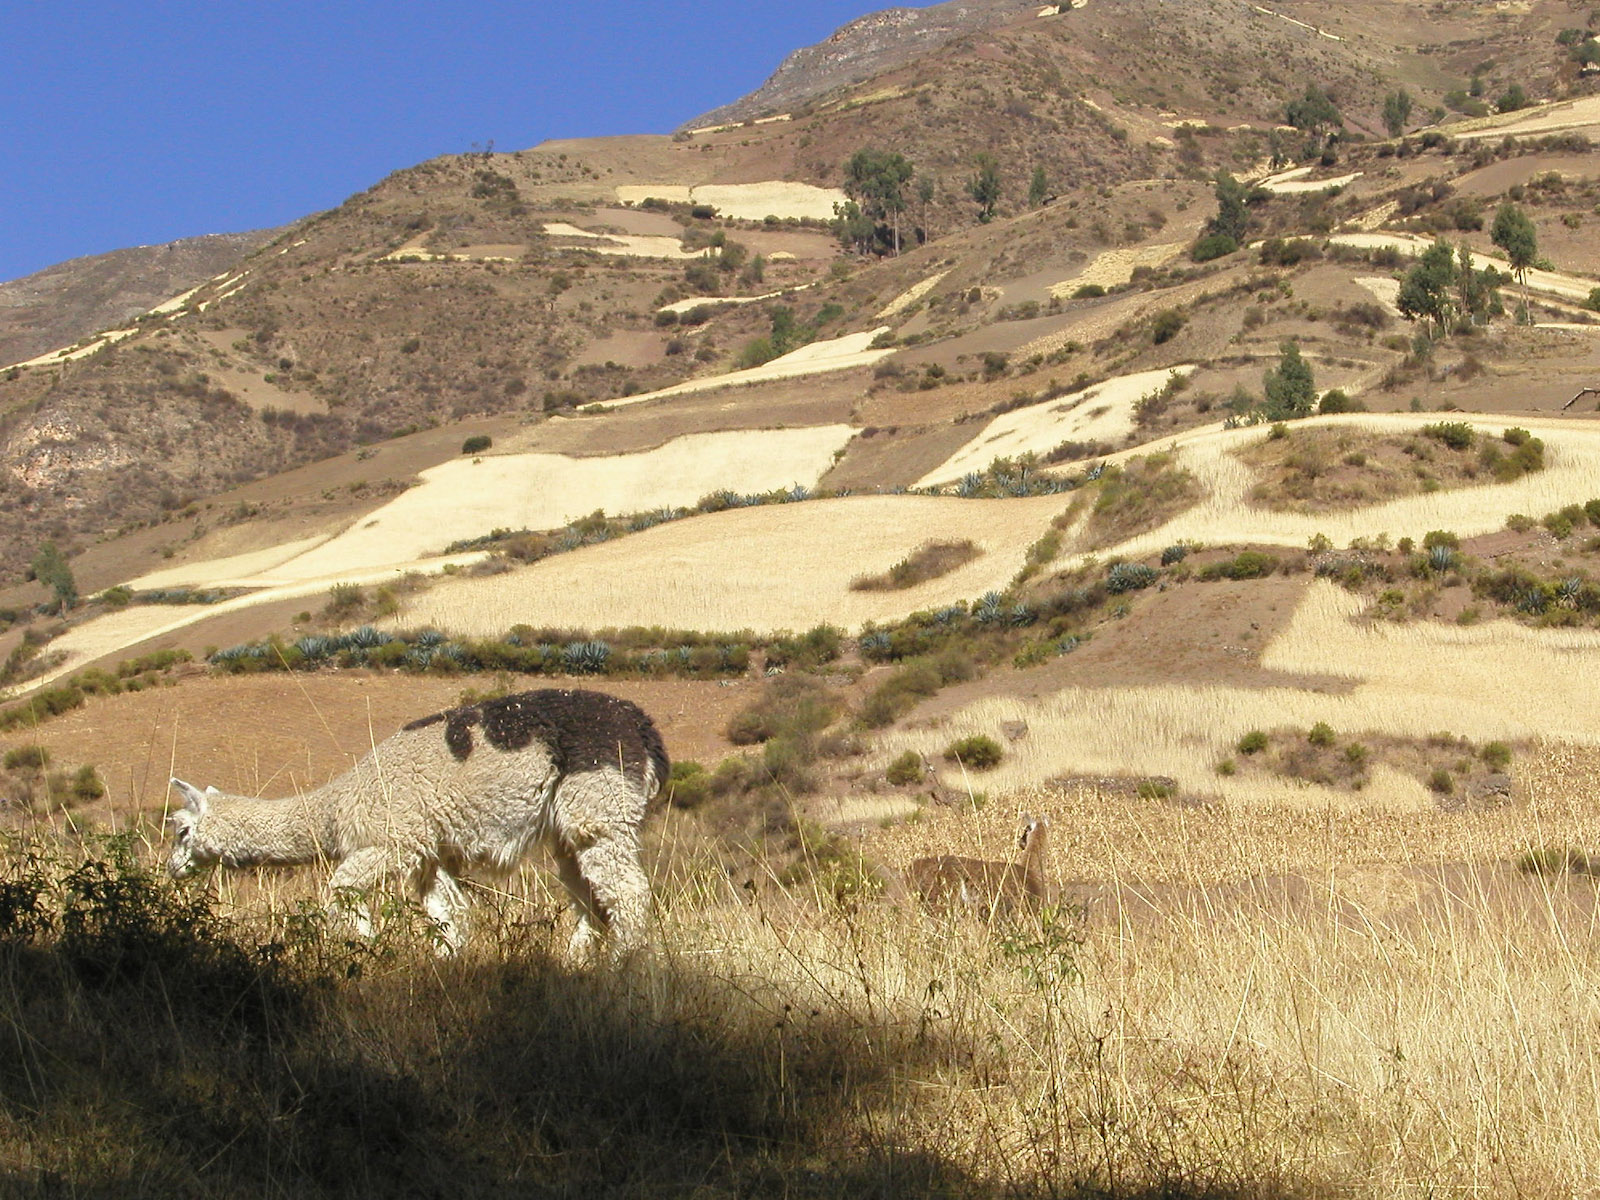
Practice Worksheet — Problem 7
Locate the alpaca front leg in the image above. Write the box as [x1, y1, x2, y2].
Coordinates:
[327, 847, 390, 940]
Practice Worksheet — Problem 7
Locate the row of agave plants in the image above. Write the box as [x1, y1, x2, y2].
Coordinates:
[209, 625, 754, 679]
[206, 546, 1193, 683]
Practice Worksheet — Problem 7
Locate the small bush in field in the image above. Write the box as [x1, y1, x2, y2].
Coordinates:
[667, 761, 711, 808]
[4, 744, 49, 771]
[1307, 722, 1335, 747]
[943, 735, 1004, 770]
[1428, 767, 1454, 794]
[1237, 730, 1268, 755]
[1481, 740, 1512, 769]
[461, 435, 493, 455]
[886, 751, 924, 786]
[1422, 421, 1474, 450]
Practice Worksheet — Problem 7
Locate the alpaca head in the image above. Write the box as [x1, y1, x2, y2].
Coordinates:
[168, 777, 222, 877]
[1018, 814, 1050, 852]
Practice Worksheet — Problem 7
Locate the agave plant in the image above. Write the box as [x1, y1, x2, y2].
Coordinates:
[1056, 634, 1082, 655]
[1558, 577, 1583, 607]
[347, 625, 391, 649]
[858, 631, 893, 658]
[1427, 544, 1457, 572]
[785, 484, 811, 503]
[294, 635, 335, 661]
[973, 592, 1005, 624]
[1517, 588, 1549, 615]
[1160, 544, 1189, 566]
[1008, 603, 1037, 627]
[957, 472, 985, 498]
[562, 640, 611, 674]
[1107, 562, 1159, 593]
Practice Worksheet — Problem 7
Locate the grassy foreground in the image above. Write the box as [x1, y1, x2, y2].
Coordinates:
[2, 774, 1599, 1199]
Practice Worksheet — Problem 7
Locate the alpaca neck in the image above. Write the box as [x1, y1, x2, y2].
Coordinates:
[206, 787, 340, 867]
[1020, 826, 1055, 900]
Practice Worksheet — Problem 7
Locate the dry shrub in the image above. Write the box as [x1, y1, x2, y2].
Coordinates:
[850, 539, 982, 591]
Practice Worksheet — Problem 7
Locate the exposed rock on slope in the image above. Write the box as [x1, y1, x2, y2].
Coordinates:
[683, 0, 1038, 128]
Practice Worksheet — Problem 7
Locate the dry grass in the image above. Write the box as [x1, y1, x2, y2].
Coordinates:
[609, 328, 895, 408]
[915, 366, 1197, 489]
[389, 494, 1065, 637]
[1046, 242, 1187, 296]
[876, 270, 949, 318]
[877, 574, 1600, 800]
[614, 181, 848, 221]
[1101, 413, 1600, 561]
[9, 737, 1600, 1195]
[245, 425, 855, 582]
[1239, 425, 1498, 512]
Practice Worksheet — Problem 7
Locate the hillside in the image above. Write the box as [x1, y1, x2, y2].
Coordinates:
[0, 229, 273, 368]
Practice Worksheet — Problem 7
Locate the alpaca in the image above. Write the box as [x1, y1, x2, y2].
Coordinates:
[168, 688, 668, 959]
[905, 815, 1057, 922]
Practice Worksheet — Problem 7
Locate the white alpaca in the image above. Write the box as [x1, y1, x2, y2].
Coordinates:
[168, 688, 668, 959]
[905, 815, 1057, 922]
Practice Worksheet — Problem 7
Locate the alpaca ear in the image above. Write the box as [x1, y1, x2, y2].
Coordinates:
[170, 778, 209, 815]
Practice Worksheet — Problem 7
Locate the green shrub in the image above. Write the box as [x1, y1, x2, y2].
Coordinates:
[69, 765, 105, 804]
[1422, 421, 1475, 451]
[1191, 233, 1238, 262]
[1317, 389, 1363, 415]
[1199, 551, 1279, 581]
[1237, 730, 1268, 755]
[1422, 530, 1460, 551]
[943, 735, 1004, 770]
[4, 744, 49, 771]
[860, 661, 944, 729]
[1216, 758, 1238, 776]
[461, 435, 493, 455]
[886, 751, 924, 786]
[1072, 283, 1107, 299]
[1428, 767, 1454, 794]
[1150, 309, 1187, 344]
[1481, 740, 1512, 769]
[1307, 722, 1335, 747]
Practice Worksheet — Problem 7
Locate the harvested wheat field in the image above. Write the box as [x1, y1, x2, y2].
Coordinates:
[1046, 241, 1187, 297]
[614, 181, 847, 221]
[610, 329, 895, 407]
[1094, 413, 1600, 560]
[881, 570, 1600, 801]
[215, 425, 856, 584]
[916, 365, 1197, 487]
[388, 493, 1068, 636]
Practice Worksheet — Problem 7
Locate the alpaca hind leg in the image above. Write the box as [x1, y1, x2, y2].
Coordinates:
[573, 833, 650, 959]
[418, 865, 470, 955]
[327, 847, 390, 939]
[551, 846, 606, 963]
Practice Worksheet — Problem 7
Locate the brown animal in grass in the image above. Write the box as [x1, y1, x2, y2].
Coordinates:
[906, 815, 1057, 921]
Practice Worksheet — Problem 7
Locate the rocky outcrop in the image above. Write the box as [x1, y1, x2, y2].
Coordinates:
[682, 0, 1037, 129]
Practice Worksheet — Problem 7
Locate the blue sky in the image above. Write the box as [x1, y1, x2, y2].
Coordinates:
[0, 1, 903, 284]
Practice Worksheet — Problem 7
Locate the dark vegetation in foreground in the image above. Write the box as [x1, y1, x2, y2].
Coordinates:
[0, 835, 1305, 1199]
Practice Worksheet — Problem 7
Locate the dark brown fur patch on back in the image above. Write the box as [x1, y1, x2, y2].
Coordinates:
[403, 689, 669, 788]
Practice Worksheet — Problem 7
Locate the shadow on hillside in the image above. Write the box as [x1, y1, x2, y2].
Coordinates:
[0, 848, 1312, 1198]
